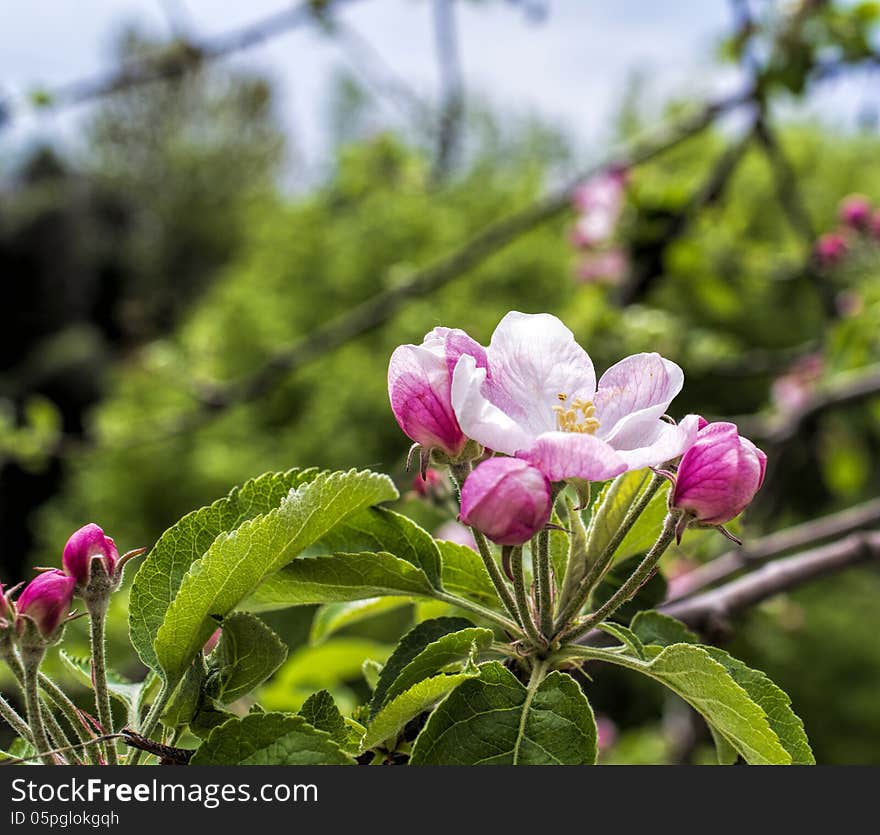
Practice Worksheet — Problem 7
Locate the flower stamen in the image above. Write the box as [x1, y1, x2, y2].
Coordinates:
[553, 396, 600, 434]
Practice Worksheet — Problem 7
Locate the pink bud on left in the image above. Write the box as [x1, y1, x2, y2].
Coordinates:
[671, 422, 767, 527]
[459, 457, 552, 546]
[388, 327, 487, 458]
[62, 523, 119, 587]
[15, 570, 75, 638]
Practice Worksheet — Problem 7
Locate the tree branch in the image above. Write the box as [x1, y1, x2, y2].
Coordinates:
[660, 530, 880, 632]
[666, 497, 880, 601]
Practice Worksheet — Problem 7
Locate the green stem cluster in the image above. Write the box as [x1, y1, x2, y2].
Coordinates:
[87, 601, 118, 765]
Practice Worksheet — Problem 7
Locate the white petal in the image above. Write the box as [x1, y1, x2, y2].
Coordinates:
[486, 311, 597, 436]
[612, 414, 702, 471]
[594, 353, 684, 444]
[451, 354, 533, 455]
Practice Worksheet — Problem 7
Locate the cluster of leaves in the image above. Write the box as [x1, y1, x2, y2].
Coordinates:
[116, 466, 813, 765]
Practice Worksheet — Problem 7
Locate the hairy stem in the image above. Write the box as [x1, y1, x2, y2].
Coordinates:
[434, 590, 524, 638]
[127, 683, 170, 765]
[0, 693, 33, 744]
[39, 674, 102, 765]
[21, 647, 54, 766]
[535, 530, 554, 638]
[88, 601, 118, 764]
[562, 512, 679, 644]
[508, 546, 544, 649]
[554, 474, 665, 636]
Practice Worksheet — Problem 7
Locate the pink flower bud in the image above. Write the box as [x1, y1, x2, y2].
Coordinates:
[203, 628, 221, 655]
[459, 457, 552, 546]
[814, 231, 849, 266]
[0, 584, 13, 629]
[388, 327, 487, 457]
[62, 523, 119, 587]
[671, 422, 767, 526]
[839, 194, 871, 229]
[413, 468, 445, 498]
[15, 570, 75, 638]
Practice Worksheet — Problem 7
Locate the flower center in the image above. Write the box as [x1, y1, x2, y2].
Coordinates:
[553, 393, 600, 434]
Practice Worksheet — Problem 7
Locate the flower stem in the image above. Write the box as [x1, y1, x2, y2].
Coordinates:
[535, 529, 554, 637]
[561, 511, 679, 644]
[508, 546, 544, 648]
[87, 600, 118, 764]
[554, 473, 665, 636]
[39, 674, 102, 765]
[127, 683, 169, 765]
[448, 462, 522, 626]
[0, 693, 33, 744]
[21, 647, 54, 766]
[433, 590, 524, 638]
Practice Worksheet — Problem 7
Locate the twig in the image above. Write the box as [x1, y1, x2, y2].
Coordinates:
[735, 364, 880, 444]
[659, 531, 880, 632]
[4, 0, 363, 123]
[430, 0, 465, 182]
[666, 497, 880, 601]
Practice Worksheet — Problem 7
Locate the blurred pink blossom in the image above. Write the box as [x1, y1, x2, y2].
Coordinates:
[839, 194, 872, 229]
[571, 169, 627, 247]
[434, 521, 477, 551]
[575, 248, 629, 285]
[772, 353, 824, 414]
[596, 716, 618, 753]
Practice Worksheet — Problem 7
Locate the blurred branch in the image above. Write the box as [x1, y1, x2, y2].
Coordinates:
[6, 0, 363, 121]
[736, 363, 880, 443]
[170, 86, 754, 432]
[666, 497, 880, 601]
[430, 0, 465, 182]
[618, 116, 757, 305]
[579, 529, 880, 646]
[659, 530, 880, 634]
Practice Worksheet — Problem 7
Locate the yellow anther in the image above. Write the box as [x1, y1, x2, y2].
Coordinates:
[554, 398, 600, 435]
[557, 393, 568, 402]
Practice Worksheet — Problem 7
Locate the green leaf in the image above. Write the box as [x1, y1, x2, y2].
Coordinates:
[601, 644, 792, 765]
[592, 554, 667, 623]
[59, 650, 147, 728]
[631, 610, 699, 645]
[298, 690, 348, 745]
[709, 726, 740, 765]
[701, 647, 814, 765]
[206, 612, 288, 704]
[436, 540, 500, 608]
[360, 672, 479, 752]
[161, 657, 206, 728]
[584, 471, 653, 567]
[246, 552, 434, 609]
[316, 507, 442, 589]
[410, 663, 598, 765]
[310, 598, 413, 643]
[154, 468, 397, 686]
[371, 617, 475, 716]
[595, 621, 646, 660]
[362, 658, 383, 691]
[615, 482, 670, 562]
[129, 468, 317, 672]
[260, 638, 391, 711]
[191, 712, 355, 765]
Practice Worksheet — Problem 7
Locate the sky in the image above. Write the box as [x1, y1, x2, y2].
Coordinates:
[1, 0, 877, 174]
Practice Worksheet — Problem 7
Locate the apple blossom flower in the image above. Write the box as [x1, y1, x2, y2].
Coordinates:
[570, 170, 627, 248]
[670, 421, 766, 528]
[388, 327, 487, 458]
[814, 231, 849, 266]
[576, 248, 629, 285]
[459, 457, 552, 546]
[451, 312, 700, 482]
[15, 570, 75, 639]
[62, 523, 119, 588]
[839, 194, 871, 229]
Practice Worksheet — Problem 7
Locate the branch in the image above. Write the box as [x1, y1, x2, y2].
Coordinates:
[735, 363, 880, 444]
[659, 530, 880, 633]
[430, 0, 465, 181]
[666, 497, 880, 601]
[6, 0, 363, 120]
[124, 85, 752, 444]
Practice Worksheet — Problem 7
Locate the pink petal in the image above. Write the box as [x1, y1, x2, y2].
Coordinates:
[611, 413, 702, 471]
[594, 353, 684, 444]
[519, 431, 627, 482]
